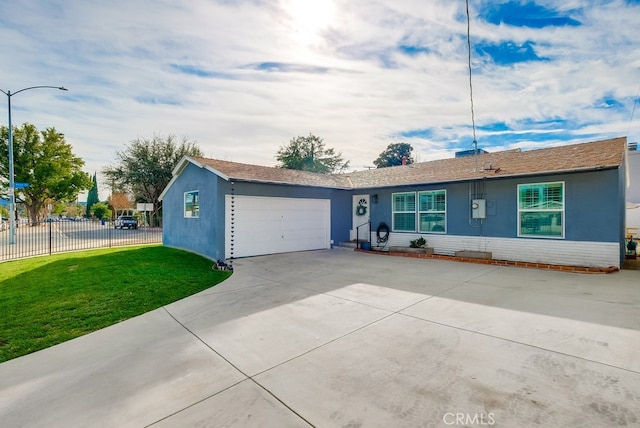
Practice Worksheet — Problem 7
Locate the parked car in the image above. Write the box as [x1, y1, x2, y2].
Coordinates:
[114, 216, 138, 229]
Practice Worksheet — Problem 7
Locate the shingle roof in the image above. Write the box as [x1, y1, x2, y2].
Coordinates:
[347, 137, 627, 188]
[191, 157, 353, 188]
[190, 137, 626, 190]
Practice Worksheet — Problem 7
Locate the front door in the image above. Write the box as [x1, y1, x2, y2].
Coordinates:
[351, 194, 370, 241]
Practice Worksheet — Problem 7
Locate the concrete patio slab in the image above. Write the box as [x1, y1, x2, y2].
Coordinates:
[256, 313, 640, 427]
[166, 282, 391, 376]
[152, 379, 310, 427]
[469, 265, 640, 304]
[192, 267, 278, 295]
[1, 249, 639, 427]
[412, 279, 640, 330]
[0, 308, 245, 428]
[402, 293, 640, 373]
[323, 282, 430, 312]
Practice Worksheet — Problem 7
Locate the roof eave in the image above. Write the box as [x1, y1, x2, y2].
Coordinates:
[351, 164, 621, 190]
[228, 177, 351, 190]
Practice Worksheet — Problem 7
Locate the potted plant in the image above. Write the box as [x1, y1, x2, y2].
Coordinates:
[410, 237, 427, 248]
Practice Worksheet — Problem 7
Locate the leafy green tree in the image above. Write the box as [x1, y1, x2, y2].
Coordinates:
[85, 173, 99, 217]
[0, 124, 92, 223]
[52, 201, 66, 216]
[102, 134, 202, 215]
[373, 142, 414, 168]
[90, 202, 111, 220]
[276, 134, 349, 174]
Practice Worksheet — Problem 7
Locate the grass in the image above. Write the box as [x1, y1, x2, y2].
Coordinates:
[0, 245, 231, 363]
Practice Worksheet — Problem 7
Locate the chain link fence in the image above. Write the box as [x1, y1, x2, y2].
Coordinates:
[0, 218, 162, 262]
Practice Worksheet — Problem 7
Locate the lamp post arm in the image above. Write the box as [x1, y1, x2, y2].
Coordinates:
[2, 85, 67, 245]
[5, 86, 67, 97]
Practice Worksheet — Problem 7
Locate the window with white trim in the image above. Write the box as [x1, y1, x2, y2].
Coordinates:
[518, 182, 564, 237]
[184, 190, 199, 218]
[418, 190, 446, 233]
[392, 192, 416, 231]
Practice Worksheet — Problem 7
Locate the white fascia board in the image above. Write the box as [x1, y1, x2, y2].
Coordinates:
[171, 155, 192, 175]
[159, 156, 231, 201]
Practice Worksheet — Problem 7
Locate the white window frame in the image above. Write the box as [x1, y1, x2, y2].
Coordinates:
[392, 192, 416, 232]
[517, 181, 564, 238]
[418, 190, 447, 233]
[184, 190, 200, 218]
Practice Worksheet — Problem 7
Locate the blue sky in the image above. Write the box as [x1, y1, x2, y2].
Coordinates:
[1, 0, 639, 193]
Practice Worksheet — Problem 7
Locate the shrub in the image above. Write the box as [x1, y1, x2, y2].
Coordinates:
[409, 237, 427, 248]
[90, 202, 111, 220]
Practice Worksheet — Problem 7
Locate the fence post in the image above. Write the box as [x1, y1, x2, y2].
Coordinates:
[49, 219, 52, 255]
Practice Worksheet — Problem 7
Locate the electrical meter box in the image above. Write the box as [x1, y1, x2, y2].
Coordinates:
[471, 199, 486, 219]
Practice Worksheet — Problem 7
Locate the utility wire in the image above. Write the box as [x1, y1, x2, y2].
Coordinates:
[466, 0, 477, 144]
[627, 80, 640, 140]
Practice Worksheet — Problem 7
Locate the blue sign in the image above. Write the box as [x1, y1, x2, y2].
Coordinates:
[14, 182, 29, 189]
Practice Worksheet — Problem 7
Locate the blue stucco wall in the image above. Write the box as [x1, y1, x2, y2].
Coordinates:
[162, 163, 222, 261]
[365, 168, 623, 243]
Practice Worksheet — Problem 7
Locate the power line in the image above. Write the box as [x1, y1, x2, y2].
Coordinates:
[466, 0, 477, 144]
[627, 80, 640, 140]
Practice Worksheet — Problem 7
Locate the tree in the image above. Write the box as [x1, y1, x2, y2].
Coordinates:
[85, 173, 99, 217]
[108, 192, 133, 218]
[63, 202, 84, 219]
[90, 202, 111, 220]
[373, 142, 414, 168]
[0, 123, 92, 223]
[102, 134, 202, 218]
[276, 134, 349, 174]
[51, 201, 66, 216]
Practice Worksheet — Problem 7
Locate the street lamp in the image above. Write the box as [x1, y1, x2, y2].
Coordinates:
[1, 85, 68, 244]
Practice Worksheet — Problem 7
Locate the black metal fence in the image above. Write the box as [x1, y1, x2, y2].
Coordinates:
[0, 218, 162, 262]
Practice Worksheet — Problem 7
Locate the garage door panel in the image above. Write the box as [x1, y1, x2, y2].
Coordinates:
[225, 195, 330, 258]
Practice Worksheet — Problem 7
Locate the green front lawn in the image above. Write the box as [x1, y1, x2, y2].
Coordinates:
[0, 245, 231, 363]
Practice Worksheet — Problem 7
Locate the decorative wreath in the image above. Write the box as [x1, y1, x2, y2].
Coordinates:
[356, 204, 368, 216]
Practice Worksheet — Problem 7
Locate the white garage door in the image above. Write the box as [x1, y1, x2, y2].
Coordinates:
[225, 195, 331, 258]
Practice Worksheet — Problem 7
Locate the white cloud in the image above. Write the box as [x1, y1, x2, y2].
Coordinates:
[0, 0, 638, 193]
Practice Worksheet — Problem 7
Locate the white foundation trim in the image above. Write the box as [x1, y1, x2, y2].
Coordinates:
[371, 232, 620, 268]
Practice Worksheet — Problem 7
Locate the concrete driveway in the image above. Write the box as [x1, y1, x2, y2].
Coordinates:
[1, 250, 639, 427]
